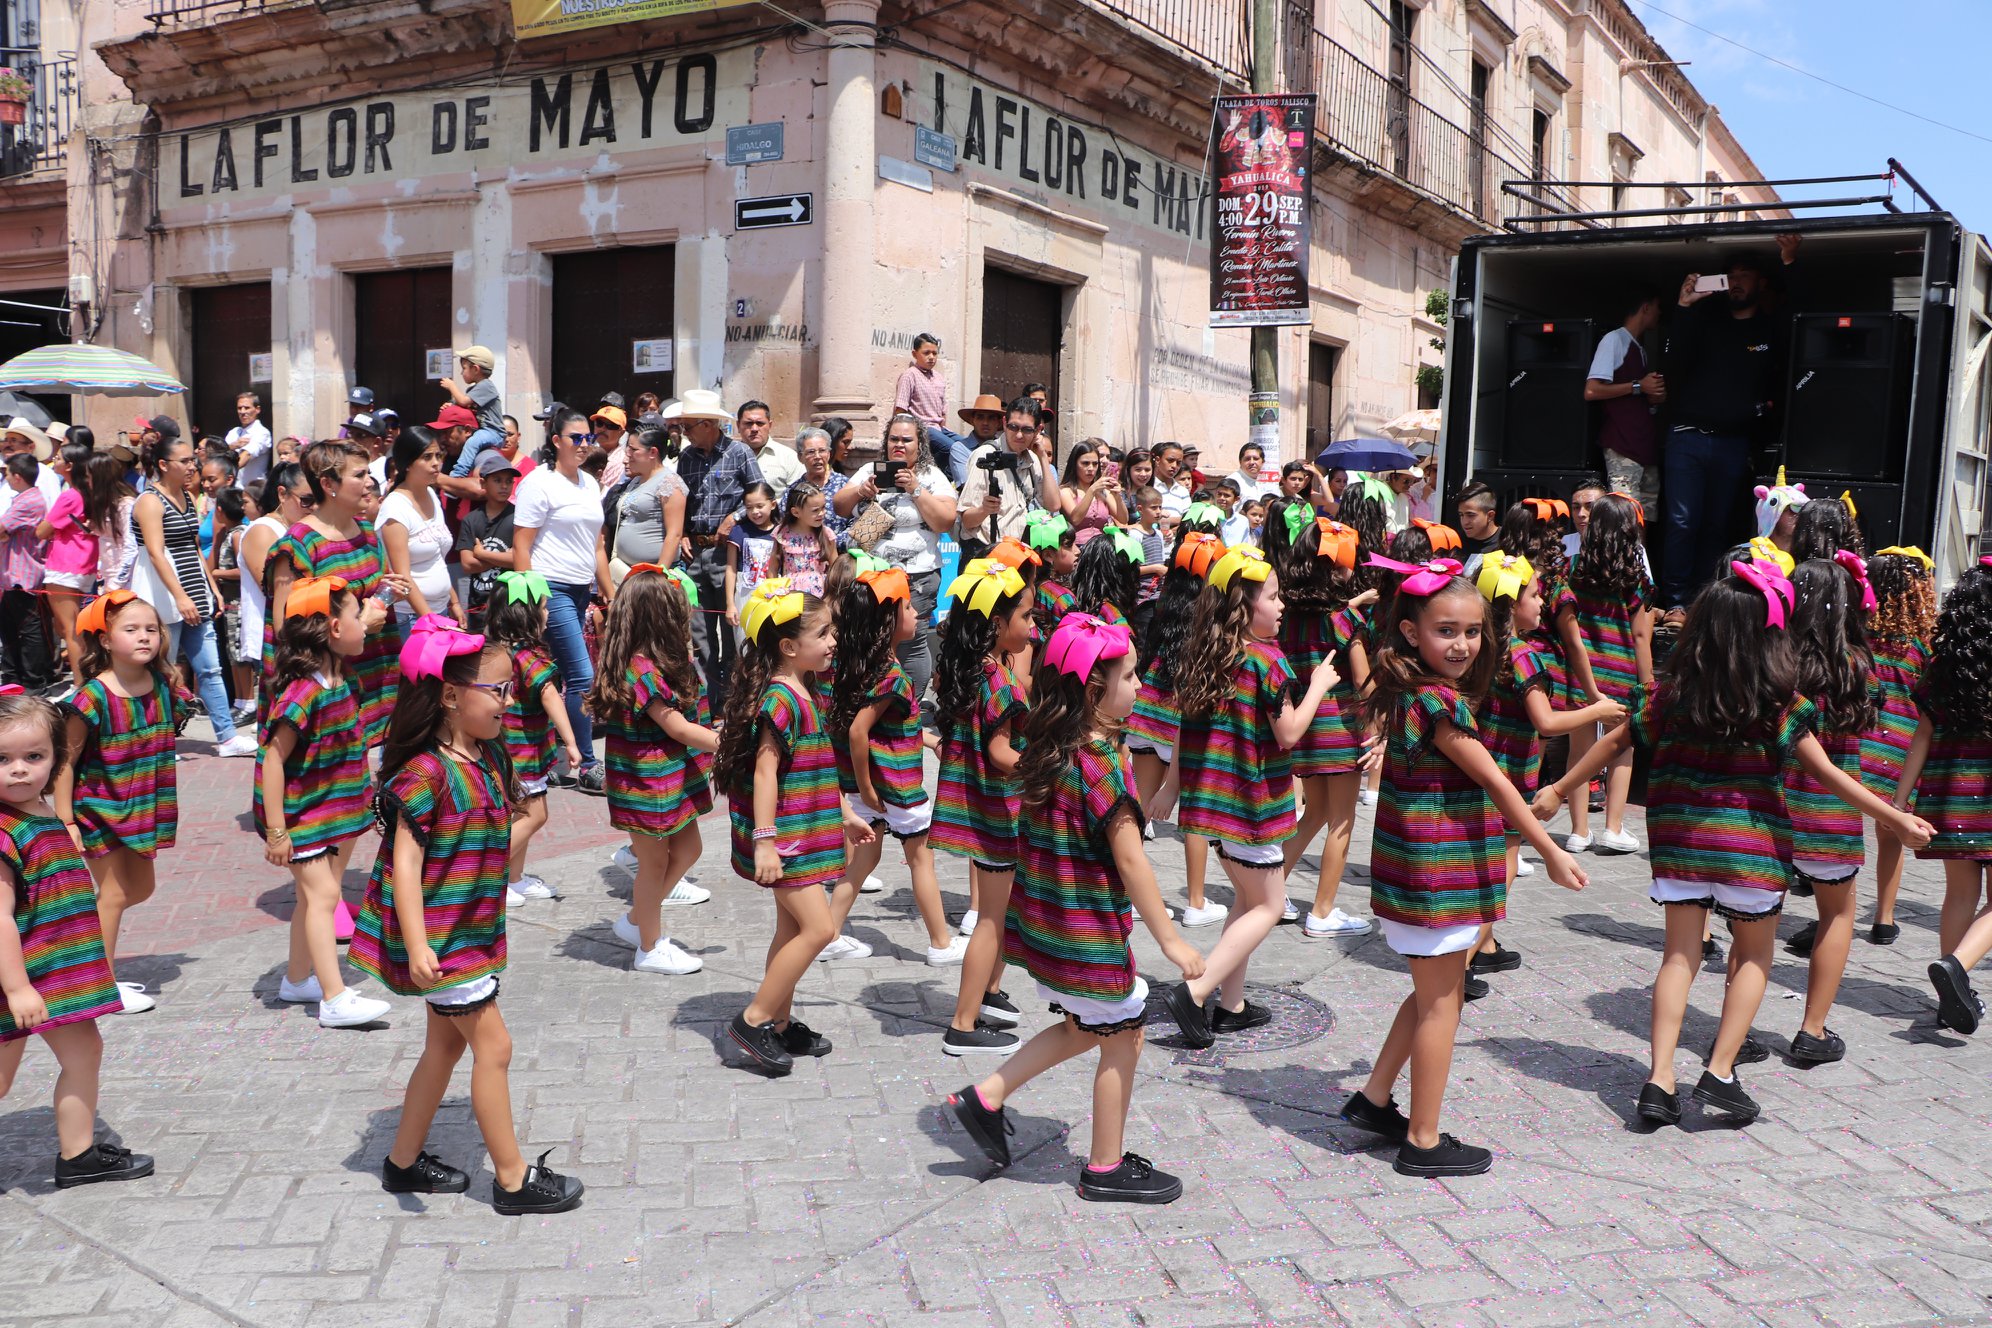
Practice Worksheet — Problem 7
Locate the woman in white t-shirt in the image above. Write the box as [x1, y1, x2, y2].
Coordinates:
[375, 428, 461, 625]
[836, 411, 957, 705]
[512, 408, 613, 790]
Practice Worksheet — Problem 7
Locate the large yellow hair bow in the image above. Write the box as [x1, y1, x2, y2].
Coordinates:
[741, 577, 806, 647]
[1475, 552, 1535, 603]
[1208, 544, 1271, 592]
[948, 560, 1027, 617]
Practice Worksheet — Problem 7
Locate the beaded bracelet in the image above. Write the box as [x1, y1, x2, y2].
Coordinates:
[751, 826, 779, 841]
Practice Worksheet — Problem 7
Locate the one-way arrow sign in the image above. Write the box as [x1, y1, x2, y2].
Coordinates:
[735, 194, 813, 230]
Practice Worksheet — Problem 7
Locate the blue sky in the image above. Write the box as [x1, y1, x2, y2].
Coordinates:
[1626, 0, 1992, 232]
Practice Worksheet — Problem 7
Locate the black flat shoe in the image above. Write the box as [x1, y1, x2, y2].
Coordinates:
[1077, 1152, 1182, 1204]
[1930, 956, 1981, 1035]
[947, 1086, 1013, 1167]
[1165, 982, 1214, 1049]
[780, 1018, 832, 1058]
[492, 1150, 584, 1215]
[941, 1023, 1020, 1055]
[728, 1013, 796, 1076]
[1636, 1082, 1681, 1125]
[1711, 1033, 1769, 1066]
[1785, 921, 1818, 957]
[1470, 943, 1522, 974]
[1211, 999, 1272, 1033]
[1394, 1133, 1492, 1177]
[1702, 937, 1726, 966]
[1869, 922, 1900, 946]
[1789, 879, 1814, 899]
[978, 990, 1021, 1027]
[1691, 1070, 1760, 1122]
[1338, 1090, 1411, 1142]
[1463, 974, 1491, 1002]
[1788, 1028, 1845, 1065]
[382, 1151, 469, 1194]
[54, 1141, 153, 1189]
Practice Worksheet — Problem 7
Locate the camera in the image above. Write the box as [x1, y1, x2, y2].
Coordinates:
[976, 448, 1024, 473]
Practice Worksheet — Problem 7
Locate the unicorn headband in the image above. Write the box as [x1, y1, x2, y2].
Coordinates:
[1410, 517, 1462, 553]
[1208, 544, 1272, 592]
[1753, 466, 1809, 537]
[281, 575, 349, 623]
[1731, 559, 1795, 629]
[948, 560, 1027, 617]
[494, 570, 550, 605]
[740, 577, 806, 647]
[1042, 612, 1133, 681]
[621, 563, 700, 607]
[1475, 552, 1535, 603]
[1364, 554, 1464, 596]
[400, 619, 486, 680]
[1833, 549, 1878, 612]
[75, 588, 138, 635]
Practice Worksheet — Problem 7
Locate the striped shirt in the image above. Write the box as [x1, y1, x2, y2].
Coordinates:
[1862, 635, 1926, 788]
[270, 521, 393, 745]
[728, 679, 844, 888]
[1559, 578, 1646, 704]
[1177, 640, 1297, 848]
[1370, 686, 1507, 927]
[1911, 693, 1992, 861]
[931, 659, 1028, 864]
[257, 672, 371, 855]
[1281, 603, 1369, 778]
[68, 677, 179, 859]
[861, 661, 927, 809]
[0, 806, 119, 1042]
[1785, 700, 1867, 871]
[504, 645, 561, 787]
[1126, 664, 1180, 754]
[153, 487, 213, 617]
[603, 655, 712, 838]
[893, 364, 950, 429]
[1481, 640, 1555, 802]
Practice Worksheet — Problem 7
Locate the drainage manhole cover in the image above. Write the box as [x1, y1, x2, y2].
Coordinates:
[1142, 983, 1335, 1064]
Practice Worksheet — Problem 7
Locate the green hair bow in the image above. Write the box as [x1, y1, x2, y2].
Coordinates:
[1348, 472, 1396, 509]
[848, 550, 891, 575]
[1099, 524, 1144, 564]
[1024, 511, 1072, 551]
[1181, 501, 1224, 530]
[496, 570, 550, 605]
[1280, 499, 1315, 544]
[666, 567, 700, 607]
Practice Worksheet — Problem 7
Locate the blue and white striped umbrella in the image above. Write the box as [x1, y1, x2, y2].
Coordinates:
[0, 343, 185, 397]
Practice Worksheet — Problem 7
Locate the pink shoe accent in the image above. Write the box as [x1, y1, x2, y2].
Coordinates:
[333, 897, 356, 943]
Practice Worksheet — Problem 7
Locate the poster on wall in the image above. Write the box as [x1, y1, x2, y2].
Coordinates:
[425, 349, 452, 381]
[632, 339, 674, 374]
[1208, 93, 1315, 328]
[511, 0, 755, 41]
[248, 353, 273, 385]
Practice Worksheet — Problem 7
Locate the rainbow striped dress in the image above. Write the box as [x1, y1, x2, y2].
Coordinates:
[0, 806, 119, 1042]
[603, 655, 712, 839]
[1785, 699, 1869, 874]
[1481, 640, 1556, 806]
[1126, 660, 1180, 756]
[68, 676, 178, 859]
[351, 748, 508, 996]
[503, 645, 562, 789]
[1033, 580, 1075, 637]
[728, 679, 845, 889]
[270, 521, 394, 746]
[1370, 686, 1507, 928]
[1558, 577, 1647, 704]
[256, 672, 372, 856]
[932, 659, 1028, 865]
[1634, 688, 1814, 898]
[1004, 736, 1144, 1002]
[1911, 693, 1992, 861]
[1281, 603, 1369, 778]
[1862, 635, 1926, 789]
[860, 662, 927, 810]
[1177, 640, 1297, 849]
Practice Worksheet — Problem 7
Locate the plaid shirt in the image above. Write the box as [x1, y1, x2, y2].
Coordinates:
[678, 438, 763, 536]
[894, 365, 949, 429]
[0, 486, 46, 592]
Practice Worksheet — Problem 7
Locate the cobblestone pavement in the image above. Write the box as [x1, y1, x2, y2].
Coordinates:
[6, 744, 1992, 1327]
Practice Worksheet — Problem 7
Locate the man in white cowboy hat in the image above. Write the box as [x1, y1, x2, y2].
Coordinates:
[0, 419, 61, 508]
[670, 388, 761, 707]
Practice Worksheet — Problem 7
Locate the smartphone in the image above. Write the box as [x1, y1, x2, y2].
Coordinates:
[1694, 274, 1730, 293]
[879, 459, 906, 486]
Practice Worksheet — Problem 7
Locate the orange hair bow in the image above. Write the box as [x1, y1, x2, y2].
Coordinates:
[1315, 518, 1359, 569]
[1174, 530, 1224, 578]
[283, 575, 349, 622]
[858, 567, 911, 603]
[76, 588, 138, 636]
[986, 536, 1043, 569]
[1523, 497, 1570, 523]
[1607, 492, 1647, 526]
[1411, 517, 1462, 552]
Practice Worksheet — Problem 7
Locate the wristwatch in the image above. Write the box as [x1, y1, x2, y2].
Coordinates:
[1629, 382, 1644, 397]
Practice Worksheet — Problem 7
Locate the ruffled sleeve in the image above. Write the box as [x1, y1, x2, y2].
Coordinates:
[377, 753, 443, 847]
[268, 678, 322, 738]
[1403, 685, 1476, 763]
[1079, 738, 1144, 840]
[1777, 696, 1820, 758]
[1252, 641, 1297, 726]
[629, 654, 674, 714]
[1510, 645, 1553, 699]
[980, 664, 1028, 747]
[66, 679, 105, 731]
[757, 681, 803, 762]
[516, 646, 559, 699]
[1627, 683, 1661, 751]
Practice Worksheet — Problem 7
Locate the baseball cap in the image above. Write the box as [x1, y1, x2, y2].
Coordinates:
[590, 405, 627, 430]
[428, 404, 476, 431]
[532, 399, 567, 422]
[348, 386, 375, 408]
[459, 345, 495, 372]
[346, 411, 382, 438]
[375, 406, 399, 424]
[598, 391, 626, 410]
[474, 448, 521, 478]
[148, 415, 181, 440]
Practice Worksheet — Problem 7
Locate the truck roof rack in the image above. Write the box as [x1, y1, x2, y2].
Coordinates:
[1501, 158, 1944, 231]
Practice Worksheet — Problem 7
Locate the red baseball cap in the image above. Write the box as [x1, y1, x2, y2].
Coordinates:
[427, 404, 476, 431]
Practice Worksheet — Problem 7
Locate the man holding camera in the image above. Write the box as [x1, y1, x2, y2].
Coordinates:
[955, 395, 1061, 554]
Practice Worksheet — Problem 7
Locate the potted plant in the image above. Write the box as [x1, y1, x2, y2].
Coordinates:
[0, 69, 31, 126]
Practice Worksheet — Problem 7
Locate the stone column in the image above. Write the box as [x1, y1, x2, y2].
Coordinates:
[812, 0, 879, 422]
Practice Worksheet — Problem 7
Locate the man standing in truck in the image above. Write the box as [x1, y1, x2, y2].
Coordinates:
[1659, 236, 1799, 621]
[1584, 285, 1667, 524]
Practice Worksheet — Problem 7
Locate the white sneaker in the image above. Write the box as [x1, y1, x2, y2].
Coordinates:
[958, 910, 979, 936]
[1594, 828, 1641, 854]
[116, 981, 156, 1014]
[318, 988, 390, 1028]
[610, 845, 639, 873]
[1281, 898, 1300, 923]
[1137, 903, 1175, 923]
[633, 937, 703, 975]
[1181, 902, 1230, 928]
[859, 874, 885, 895]
[515, 875, 558, 900]
[1143, 822, 1155, 841]
[925, 936, 969, 967]
[611, 913, 642, 949]
[277, 974, 323, 1003]
[1516, 856, 1536, 878]
[215, 734, 258, 758]
[505, 887, 528, 908]
[1564, 833, 1592, 853]
[1303, 907, 1373, 938]
[664, 880, 711, 906]
[817, 934, 873, 961]
[1359, 788, 1377, 807]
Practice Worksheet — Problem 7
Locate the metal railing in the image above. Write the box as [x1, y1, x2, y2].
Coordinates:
[145, 0, 313, 26]
[1090, 0, 1250, 78]
[0, 58, 75, 180]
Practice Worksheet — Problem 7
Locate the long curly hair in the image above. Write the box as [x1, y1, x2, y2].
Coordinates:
[1176, 575, 1266, 722]
[0, 692, 66, 794]
[1660, 574, 1798, 741]
[1069, 532, 1138, 622]
[1571, 493, 1646, 599]
[270, 585, 359, 695]
[1137, 529, 1209, 689]
[830, 581, 904, 738]
[711, 596, 825, 791]
[936, 586, 1025, 722]
[1277, 513, 1355, 618]
[78, 452, 133, 536]
[1016, 648, 1117, 814]
[585, 571, 698, 721]
[1788, 559, 1877, 734]
[75, 595, 175, 692]
[1258, 495, 1304, 572]
[1791, 499, 1866, 561]
[1496, 502, 1568, 590]
[378, 640, 521, 808]
[1338, 489, 1391, 595]
[1361, 579, 1496, 725]
[1867, 552, 1937, 644]
[1923, 565, 1992, 736]
[1388, 525, 1435, 566]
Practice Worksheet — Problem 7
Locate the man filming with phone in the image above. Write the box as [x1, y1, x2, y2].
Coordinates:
[955, 396, 1061, 554]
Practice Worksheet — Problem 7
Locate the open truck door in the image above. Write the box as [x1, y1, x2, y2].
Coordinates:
[1937, 230, 1992, 586]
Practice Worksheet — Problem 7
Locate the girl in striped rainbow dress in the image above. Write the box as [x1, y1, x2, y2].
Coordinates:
[586, 566, 714, 979]
[0, 690, 153, 1189]
[1860, 548, 1937, 944]
[1340, 560, 1586, 1177]
[482, 571, 582, 908]
[353, 619, 583, 1216]
[53, 589, 178, 1016]
[946, 613, 1206, 1204]
[256, 575, 392, 1030]
[1166, 545, 1338, 1049]
[1026, 512, 1079, 634]
[713, 579, 874, 1078]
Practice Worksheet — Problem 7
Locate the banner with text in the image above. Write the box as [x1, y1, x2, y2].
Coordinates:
[1208, 93, 1315, 328]
[512, 0, 755, 41]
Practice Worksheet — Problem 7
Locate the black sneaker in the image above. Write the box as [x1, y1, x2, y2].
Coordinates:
[576, 764, 606, 796]
[381, 1150, 469, 1194]
[1785, 921, 1818, 957]
[1788, 1028, 1845, 1065]
[728, 1013, 796, 1076]
[1463, 974, 1491, 1003]
[978, 990, 1021, 1027]
[1076, 1152, 1182, 1204]
[1338, 1090, 1410, 1141]
[1702, 936, 1726, 966]
[1736, 1033, 1769, 1066]
[1470, 942, 1522, 974]
[54, 1141, 154, 1189]
[1930, 956, 1981, 1034]
[942, 1023, 1020, 1055]
[1869, 922, 1901, 946]
[1635, 1082, 1681, 1125]
[1164, 982, 1214, 1049]
[781, 1018, 832, 1058]
[1211, 999, 1272, 1034]
[1393, 1133, 1493, 1178]
[947, 1085, 1013, 1166]
[548, 770, 579, 789]
[492, 1150, 584, 1215]
[1690, 1070, 1760, 1122]
[1789, 878, 1815, 898]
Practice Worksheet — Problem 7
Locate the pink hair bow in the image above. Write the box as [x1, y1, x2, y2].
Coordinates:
[1731, 559, 1794, 629]
[1363, 554, 1464, 596]
[400, 620, 486, 680]
[1043, 612, 1133, 681]
[1833, 549, 1878, 612]
[0, 684, 23, 696]
[1981, 554, 1992, 569]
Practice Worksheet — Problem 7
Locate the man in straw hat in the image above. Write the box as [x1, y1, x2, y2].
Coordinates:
[669, 388, 761, 707]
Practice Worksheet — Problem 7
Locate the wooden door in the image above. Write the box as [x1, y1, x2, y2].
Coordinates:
[979, 267, 1062, 414]
[189, 282, 271, 443]
[551, 245, 677, 413]
[353, 268, 452, 423]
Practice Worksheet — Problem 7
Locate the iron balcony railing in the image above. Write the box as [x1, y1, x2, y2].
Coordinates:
[0, 58, 75, 180]
[1090, 0, 1251, 78]
[145, 0, 312, 25]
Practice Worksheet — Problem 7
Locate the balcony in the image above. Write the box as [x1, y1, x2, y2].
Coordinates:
[0, 59, 76, 181]
[146, 0, 313, 25]
[1091, 0, 1250, 79]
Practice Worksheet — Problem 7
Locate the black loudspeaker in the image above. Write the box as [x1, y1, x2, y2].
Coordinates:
[1783, 313, 1912, 481]
[1503, 318, 1596, 470]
